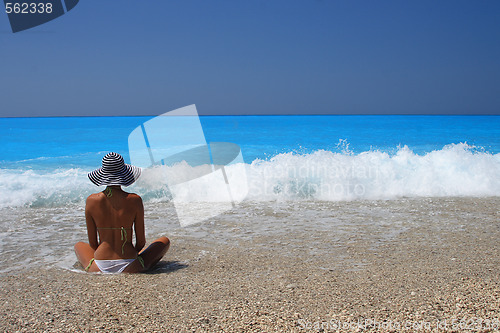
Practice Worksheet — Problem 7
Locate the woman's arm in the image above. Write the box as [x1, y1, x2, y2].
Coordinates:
[134, 196, 146, 253]
[85, 197, 99, 250]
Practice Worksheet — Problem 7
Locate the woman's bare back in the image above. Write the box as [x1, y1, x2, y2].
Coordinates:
[85, 187, 146, 260]
[75, 152, 170, 273]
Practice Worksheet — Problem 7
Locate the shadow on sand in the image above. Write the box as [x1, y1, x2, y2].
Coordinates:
[71, 260, 188, 274]
[145, 260, 189, 274]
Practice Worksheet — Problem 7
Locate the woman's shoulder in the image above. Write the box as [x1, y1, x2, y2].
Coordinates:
[125, 192, 143, 203]
[86, 192, 103, 202]
[85, 192, 105, 211]
[85, 190, 142, 205]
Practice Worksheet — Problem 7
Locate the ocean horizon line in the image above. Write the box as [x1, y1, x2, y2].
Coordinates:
[1, 113, 500, 119]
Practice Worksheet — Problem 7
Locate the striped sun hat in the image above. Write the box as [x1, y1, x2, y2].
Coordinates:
[88, 152, 141, 187]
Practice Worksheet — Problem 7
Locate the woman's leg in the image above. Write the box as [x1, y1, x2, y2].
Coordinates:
[124, 237, 170, 273]
[74, 242, 100, 273]
[140, 236, 170, 270]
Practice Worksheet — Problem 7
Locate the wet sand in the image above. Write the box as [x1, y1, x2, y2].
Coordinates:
[1, 197, 499, 332]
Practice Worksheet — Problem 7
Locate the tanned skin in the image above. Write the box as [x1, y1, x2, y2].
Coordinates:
[74, 185, 169, 273]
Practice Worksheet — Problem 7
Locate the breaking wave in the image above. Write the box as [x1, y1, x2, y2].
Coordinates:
[1, 143, 499, 208]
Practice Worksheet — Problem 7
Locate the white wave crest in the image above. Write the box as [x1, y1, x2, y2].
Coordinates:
[0, 168, 94, 208]
[0, 143, 498, 208]
[245, 143, 500, 201]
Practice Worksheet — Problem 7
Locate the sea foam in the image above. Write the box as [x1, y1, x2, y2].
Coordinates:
[0, 143, 498, 208]
[246, 143, 500, 201]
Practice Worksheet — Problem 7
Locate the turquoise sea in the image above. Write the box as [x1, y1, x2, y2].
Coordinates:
[0, 115, 499, 273]
[0, 115, 499, 207]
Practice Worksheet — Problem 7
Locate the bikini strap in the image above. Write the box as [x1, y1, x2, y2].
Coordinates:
[96, 226, 130, 254]
[137, 255, 145, 269]
[85, 258, 95, 272]
[120, 227, 127, 255]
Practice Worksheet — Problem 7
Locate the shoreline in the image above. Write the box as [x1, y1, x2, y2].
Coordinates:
[1, 197, 499, 331]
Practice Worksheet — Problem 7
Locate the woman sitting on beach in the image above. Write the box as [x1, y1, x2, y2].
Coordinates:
[74, 152, 170, 273]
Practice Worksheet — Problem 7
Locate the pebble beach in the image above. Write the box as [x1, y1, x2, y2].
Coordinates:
[1, 197, 499, 332]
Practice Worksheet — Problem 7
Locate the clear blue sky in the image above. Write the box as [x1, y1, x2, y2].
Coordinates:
[1, 0, 499, 116]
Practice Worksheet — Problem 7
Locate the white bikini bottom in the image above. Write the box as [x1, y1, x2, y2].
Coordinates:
[94, 259, 135, 274]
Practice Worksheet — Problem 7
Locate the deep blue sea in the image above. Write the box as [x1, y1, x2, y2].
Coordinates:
[0, 115, 499, 208]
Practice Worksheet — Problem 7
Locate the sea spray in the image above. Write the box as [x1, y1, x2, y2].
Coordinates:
[1, 143, 499, 208]
[246, 143, 500, 201]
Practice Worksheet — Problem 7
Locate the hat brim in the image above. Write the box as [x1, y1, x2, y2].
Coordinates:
[88, 164, 141, 187]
